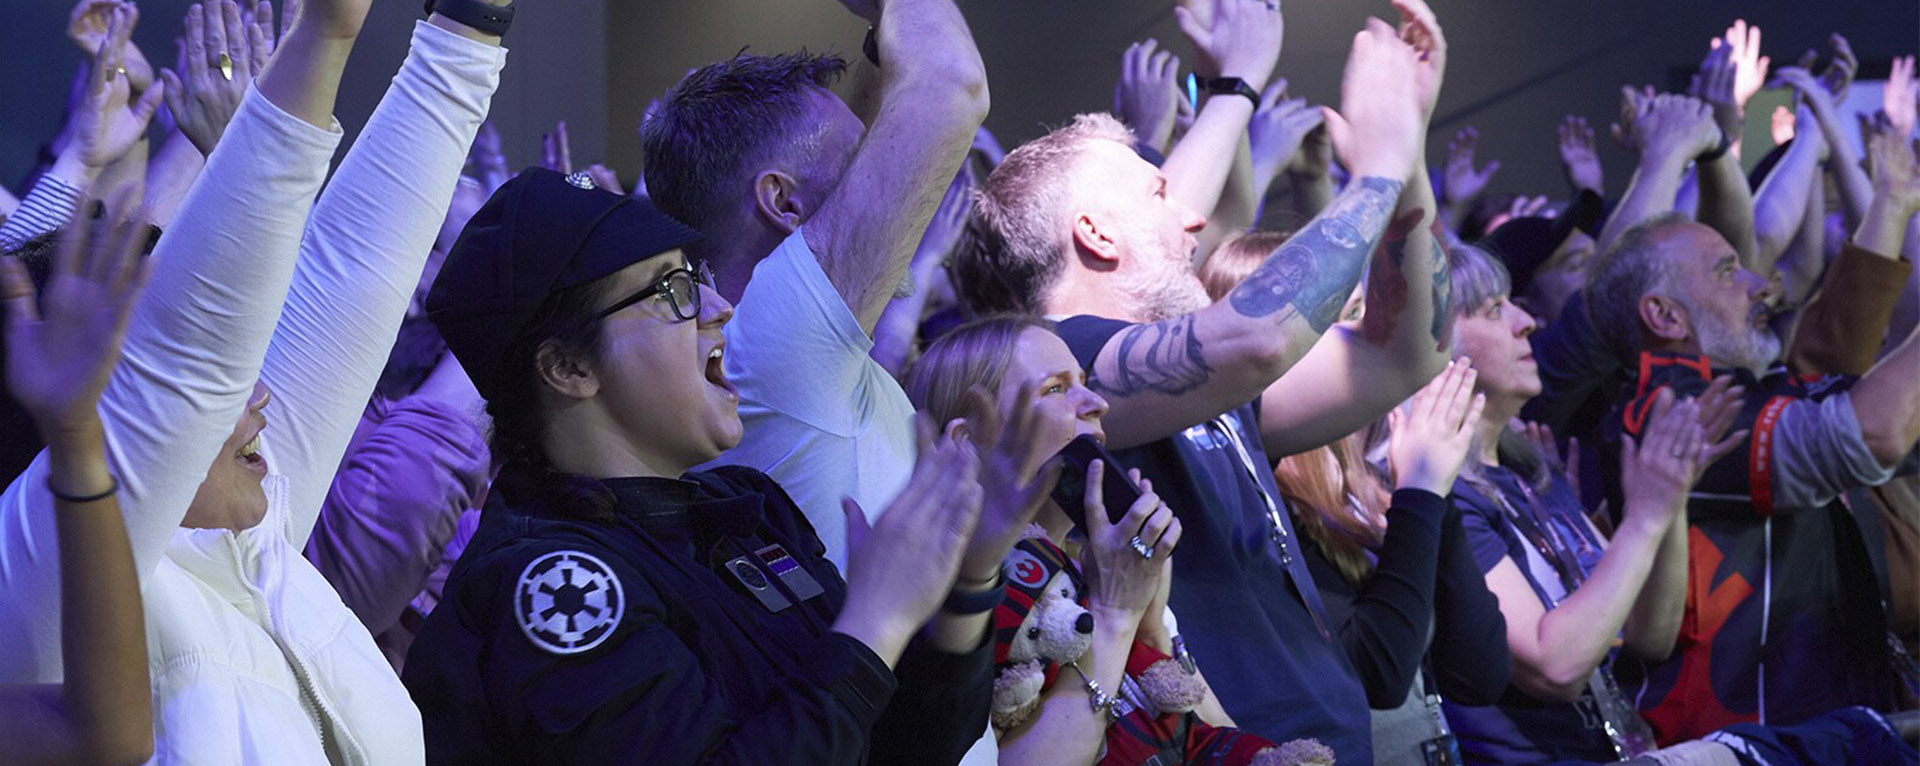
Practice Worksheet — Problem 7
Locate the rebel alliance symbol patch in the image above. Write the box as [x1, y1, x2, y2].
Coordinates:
[515, 550, 625, 655]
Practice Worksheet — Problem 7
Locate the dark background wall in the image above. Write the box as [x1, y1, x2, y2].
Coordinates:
[0, 0, 606, 190]
[603, 0, 1916, 199]
[2, 0, 1912, 201]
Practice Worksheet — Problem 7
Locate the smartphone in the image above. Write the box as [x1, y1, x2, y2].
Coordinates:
[1049, 434, 1144, 529]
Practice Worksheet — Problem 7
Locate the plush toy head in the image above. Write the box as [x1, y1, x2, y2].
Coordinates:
[991, 534, 1094, 730]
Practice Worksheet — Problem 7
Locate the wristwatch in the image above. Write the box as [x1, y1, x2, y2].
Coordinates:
[1199, 77, 1260, 106]
[427, 0, 514, 37]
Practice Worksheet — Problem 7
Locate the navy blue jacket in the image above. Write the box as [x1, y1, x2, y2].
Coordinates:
[402, 465, 992, 765]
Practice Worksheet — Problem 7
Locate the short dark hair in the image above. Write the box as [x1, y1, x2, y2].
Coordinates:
[639, 51, 848, 239]
[1585, 212, 1690, 361]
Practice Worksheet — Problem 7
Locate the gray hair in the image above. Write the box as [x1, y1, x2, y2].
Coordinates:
[1584, 212, 1690, 362]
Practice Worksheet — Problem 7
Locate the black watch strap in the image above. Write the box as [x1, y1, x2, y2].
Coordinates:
[1201, 77, 1260, 106]
[941, 570, 1004, 615]
[428, 0, 514, 37]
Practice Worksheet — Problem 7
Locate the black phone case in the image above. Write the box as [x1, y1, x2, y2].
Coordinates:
[1049, 435, 1143, 528]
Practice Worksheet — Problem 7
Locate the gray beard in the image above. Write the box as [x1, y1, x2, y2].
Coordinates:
[1122, 263, 1211, 323]
[1689, 299, 1782, 376]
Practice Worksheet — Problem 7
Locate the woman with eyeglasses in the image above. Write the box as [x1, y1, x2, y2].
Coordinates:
[402, 169, 1032, 765]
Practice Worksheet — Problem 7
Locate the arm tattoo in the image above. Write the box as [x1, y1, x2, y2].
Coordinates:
[1088, 314, 1213, 398]
[1229, 176, 1404, 331]
[1429, 236, 1454, 348]
[1361, 208, 1428, 346]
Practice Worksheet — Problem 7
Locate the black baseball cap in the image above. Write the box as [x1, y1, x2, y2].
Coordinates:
[1479, 188, 1605, 298]
[425, 167, 702, 401]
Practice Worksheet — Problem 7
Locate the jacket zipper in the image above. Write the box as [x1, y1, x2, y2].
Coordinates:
[230, 535, 344, 764]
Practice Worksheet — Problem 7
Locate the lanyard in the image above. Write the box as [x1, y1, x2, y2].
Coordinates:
[1488, 471, 1655, 759]
[1204, 416, 1332, 642]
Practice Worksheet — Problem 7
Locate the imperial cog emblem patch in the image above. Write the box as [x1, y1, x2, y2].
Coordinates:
[515, 550, 625, 655]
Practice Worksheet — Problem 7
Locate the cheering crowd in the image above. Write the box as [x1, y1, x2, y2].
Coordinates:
[0, 0, 1915, 763]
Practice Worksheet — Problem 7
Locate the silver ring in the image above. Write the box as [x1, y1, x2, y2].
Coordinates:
[1129, 535, 1154, 560]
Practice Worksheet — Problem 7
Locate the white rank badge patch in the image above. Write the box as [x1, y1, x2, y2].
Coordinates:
[515, 549, 625, 655]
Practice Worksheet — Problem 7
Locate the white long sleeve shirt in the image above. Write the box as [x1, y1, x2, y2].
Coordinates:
[0, 21, 505, 764]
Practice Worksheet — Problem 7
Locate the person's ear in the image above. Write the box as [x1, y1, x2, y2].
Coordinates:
[752, 170, 806, 234]
[1072, 210, 1121, 267]
[534, 341, 600, 400]
[1639, 294, 1689, 343]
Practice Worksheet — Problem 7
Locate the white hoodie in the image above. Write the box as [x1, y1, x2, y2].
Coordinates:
[0, 21, 504, 764]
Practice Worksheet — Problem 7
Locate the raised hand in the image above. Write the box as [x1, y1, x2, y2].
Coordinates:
[1322, 18, 1424, 182]
[954, 385, 1064, 584]
[1386, 360, 1483, 495]
[1866, 112, 1920, 215]
[66, 4, 166, 173]
[1176, 0, 1284, 91]
[1248, 79, 1325, 191]
[69, 0, 153, 94]
[1520, 419, 1580, 499]
[1770, 104, 1795, 146]
[1795, 33, 1857, 102]
[1617, 92, 1720, 161]
[541, 121, 573, 175]
[1885, 55, 1916, 140]
[2, 198, 153, 437]
[1557, 115, 1603, 194]
[1690, 42, 1741, 157]
[1618, 390, 1716, 528]
[835, 417, 985, 663]
[1440, 126, 1499, 209]
[1392, 0, 1446, 122]
[160, 0, 267, 156]
[1714, 19, 1769, 111]
[1081, 462, 1180, 620]
[1112, 39, 1184, 156]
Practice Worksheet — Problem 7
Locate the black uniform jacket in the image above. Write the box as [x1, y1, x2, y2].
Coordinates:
[402, 465, 992, 765]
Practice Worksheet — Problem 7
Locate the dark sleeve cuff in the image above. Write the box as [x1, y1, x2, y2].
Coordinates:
[805, 632, 900, 732]
[1388, 488, 1448, 531]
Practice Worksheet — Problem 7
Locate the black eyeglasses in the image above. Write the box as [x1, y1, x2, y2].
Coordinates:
[584, 261, 716, 325]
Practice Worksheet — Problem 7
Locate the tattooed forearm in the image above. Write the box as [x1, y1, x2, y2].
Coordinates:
[1089, 314, 1213, 398]
[1229, 176, 1404, 331]
[1429, 236, 1453, 348]
[1360, 208, 1428, 346]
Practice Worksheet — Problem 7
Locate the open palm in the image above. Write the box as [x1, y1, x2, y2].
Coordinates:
[2, 212, 151, 434]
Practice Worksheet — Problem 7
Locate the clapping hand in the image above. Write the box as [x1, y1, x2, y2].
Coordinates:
[2, 196, 153, 438]
[1615, 91, 1720, 161]
[1866, 113, 1920, 215]
[69, 0, 153, 94]
[160, 0, 272, 157]
[1322, 18, 1424, 183]
[1520, 419, 1579, 498]
[541, 121, 573, 175]
[835, 417, 985, 663]
[1440, 127, 1499, 209]
[1793, 33, 1857, 103]
[1248, 79, 1325, 191]
[1113, 39, 1183, 156]
[1392, 0, 1446, 123]
[953, 385, 1064, 585]
[66, 4, 166, 174]
[1175, 0, 1284, 91]
[1619, 387, 1745, 529]
[1557, 116, 1603, 194]
[1386, 360, 1484, 495]
[1690, 43, 1741, 158]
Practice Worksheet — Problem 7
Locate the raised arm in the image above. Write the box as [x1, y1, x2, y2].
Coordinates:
[1597, 91, 1720, 251]
[1845, 127, 1920, 466]
[1487, 393, 1706, 702]
[1090, 18, 1423, 449]
[1773, 64, 1870, 232]
[1256, 0, 1450, 456]
[1688, 44, 1758, 265]
[0, 212, 153, 766]
[1162, 0, 1284, 225]
[261, 11, 505, 547]
[64, 0, 352, 576]
[802, 0, 989, 334]
[1752, 112, 1826, 279]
